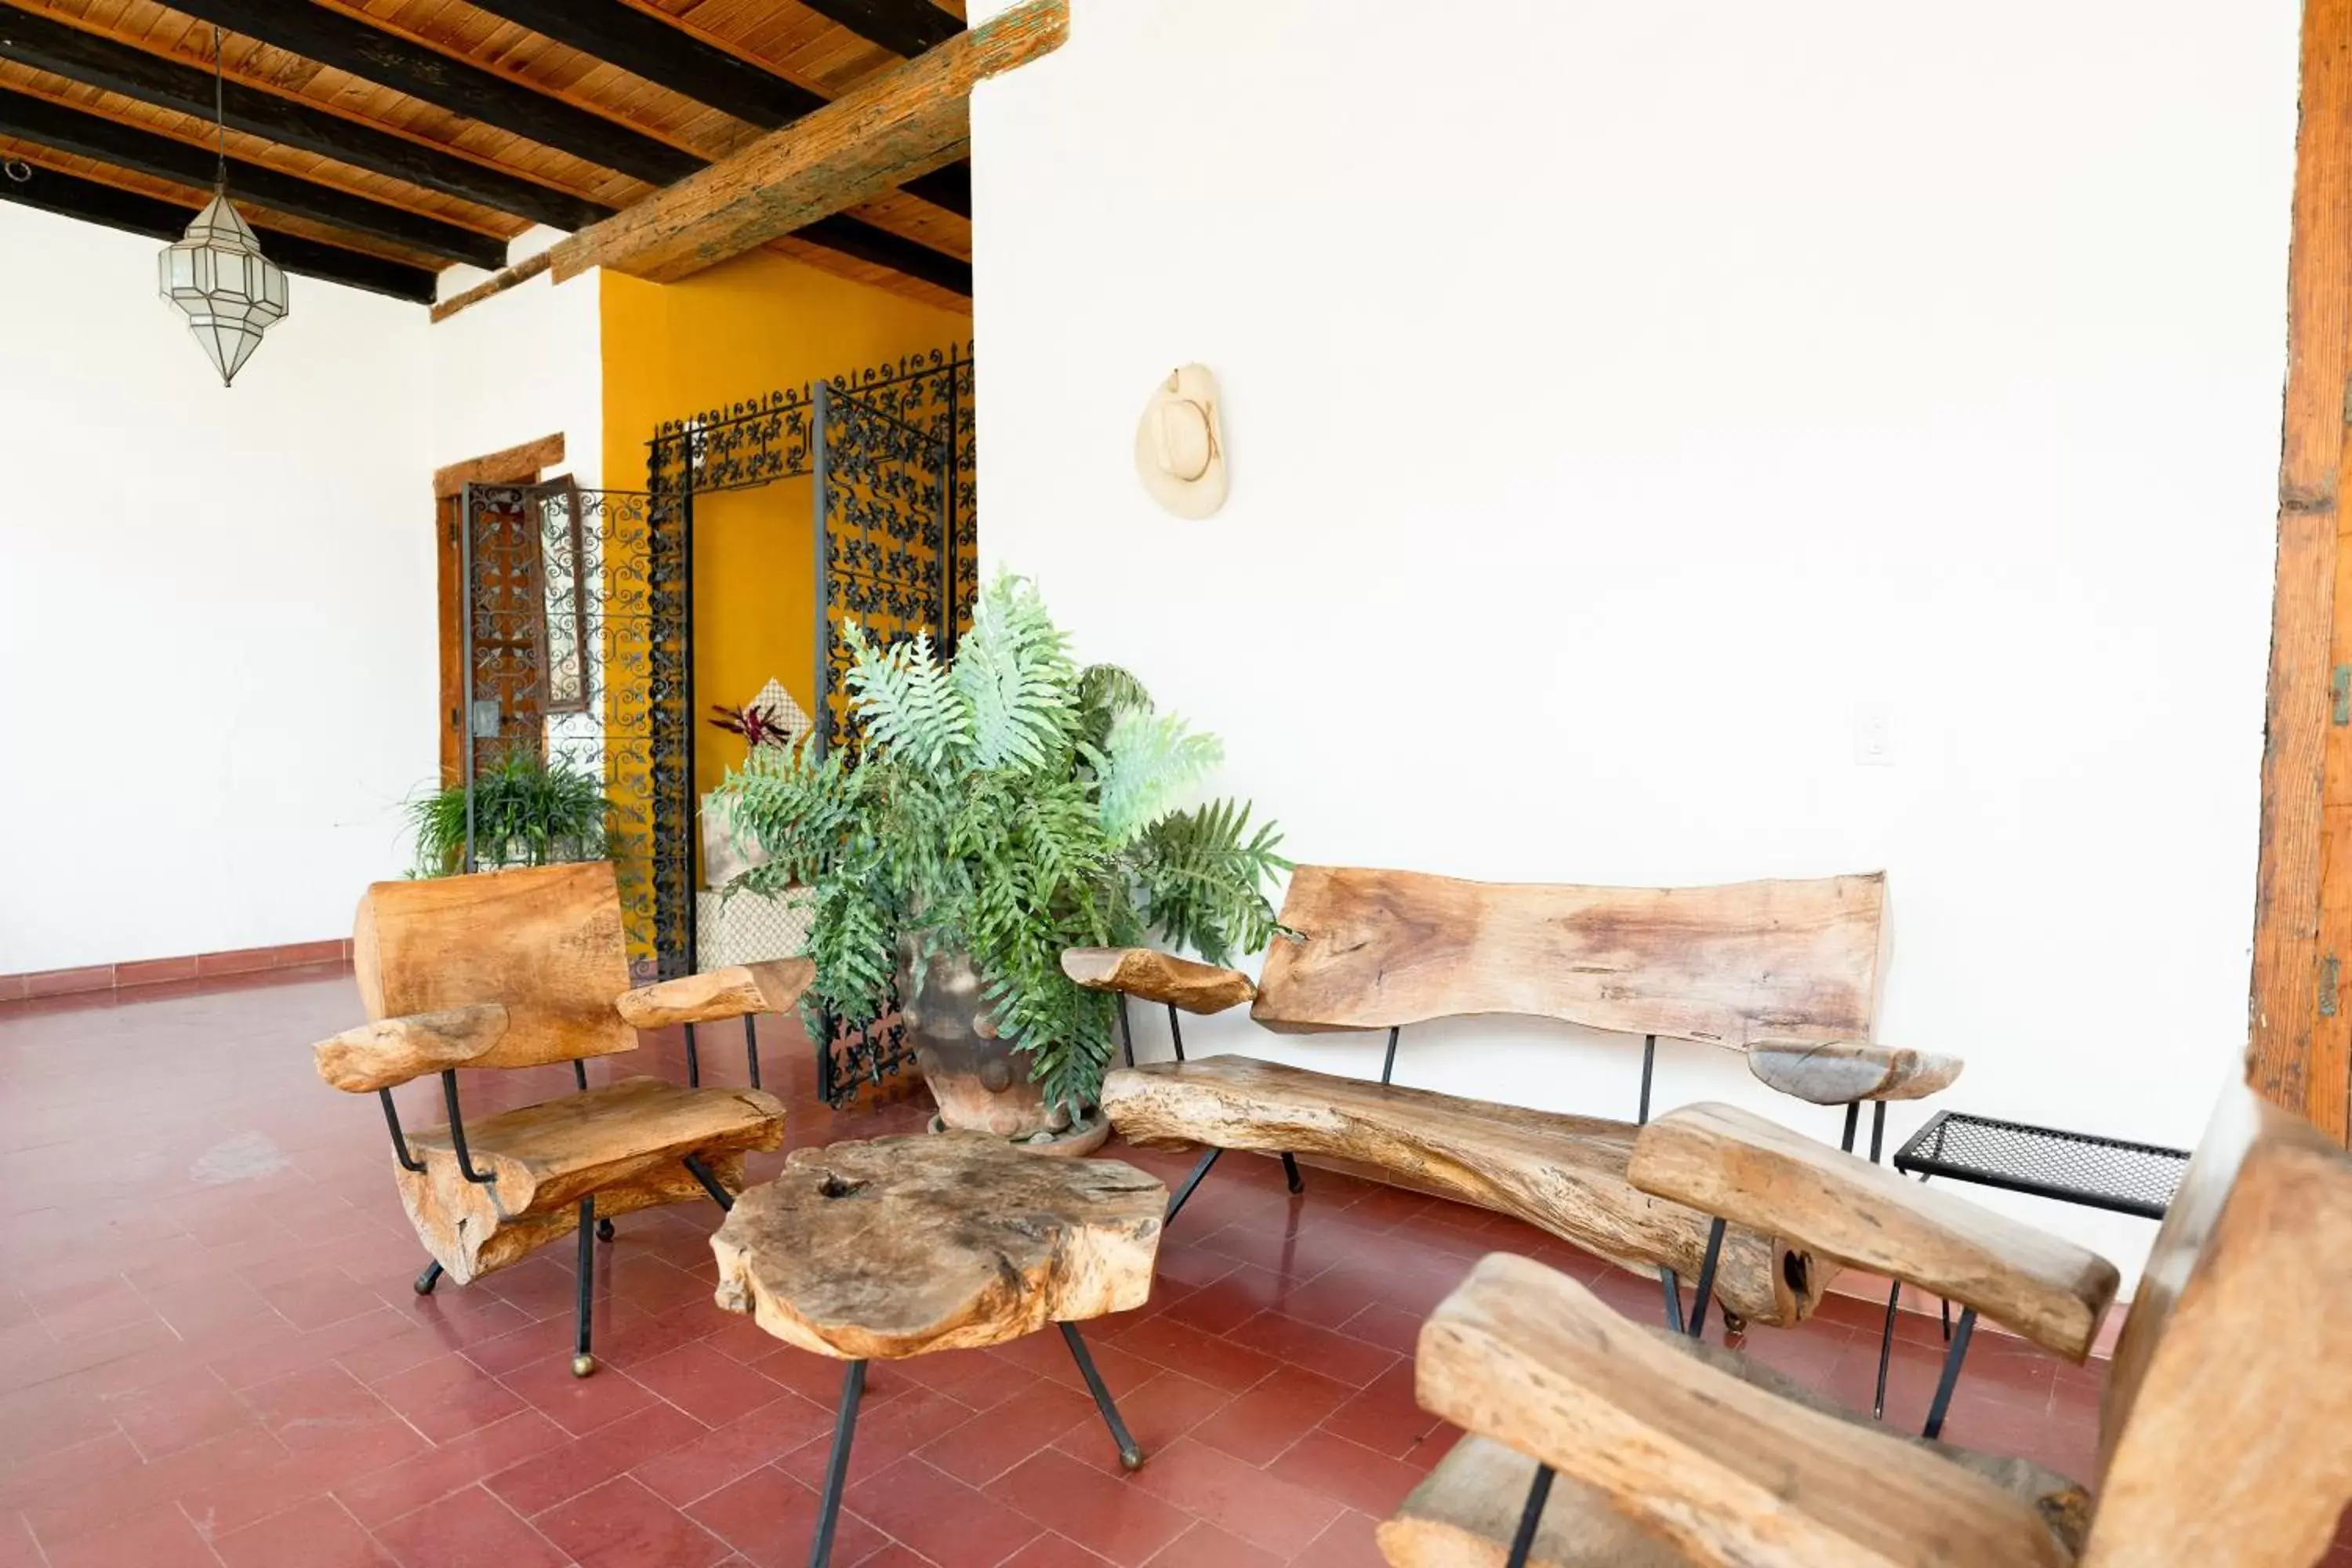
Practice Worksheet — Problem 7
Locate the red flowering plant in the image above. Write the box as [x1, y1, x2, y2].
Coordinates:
[708, 702, 795, 753]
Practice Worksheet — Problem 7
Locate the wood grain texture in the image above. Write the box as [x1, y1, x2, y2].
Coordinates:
[710, 1131, 1163, 1359]
[2251, 0, 2352, 1135]
[1252, 866, 1886, 1046]
[314, 1003, 511, 1093]
[548, 0, 1064, 283]
[1745, 1040, 1962, 1105]
[432, 432, 564, 497]
[2085, 1085, 2352, 1565]
[615, 957, 816, 1029]
[354, 862, 636, 1069]
[1060, 947, 1257, 1014]
[1414, 1253, 2071, 1568]
[1100, 1057, 1823, 1327]
[397, 1075, 786, 1283]
[1629, 1103, 2118, 1360]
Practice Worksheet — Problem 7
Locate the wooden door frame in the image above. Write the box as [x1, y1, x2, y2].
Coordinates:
[434, 433, 566, 784]
[2252, 0, 2352, 1140]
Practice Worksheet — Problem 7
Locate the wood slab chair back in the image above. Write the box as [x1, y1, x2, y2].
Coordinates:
[1380, 1081, 2352, 1568]
[1078, 867, 1953, 1330]
[312, 862, 809, 1374]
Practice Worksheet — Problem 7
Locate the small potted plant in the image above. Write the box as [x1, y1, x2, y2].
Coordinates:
[704, 700, 796, 887]
[408, 750, 612, 877]
[716, 573, 1287, 1145]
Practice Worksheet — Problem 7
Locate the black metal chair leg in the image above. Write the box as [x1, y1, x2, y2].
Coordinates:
[1872, 1279, 1901, 1420]
[1165, 1147, 1221, 1223]
[413, 1260, 444, 1295]
[1117, 995, 1135, 1070]
[1921, 1307, 1977, 1439]
[1504, 1463, 1555, 1568]
[1280, 1152, 1305, 1194]
[684, 1021, 701, 1087]
[597, 1218, 615, 1242]
[1869, 1100, 1887, 1163]
[809, 1359, 867, 1568]
[1840, 1102, 1861, 1154]
[1686, 1218, 1726, 1341]
[1659, 1268, 1685, 1334]
[1060, 1322, 1145, 1470]
[1941, 1297, 1953, 1341]
[745, 1014, 762, 1090]
[572, 1197, 597, 1377]
[681, 1153, 735, 1212]
[1166, 1004, 1185, 1062]
[572, 1058, 589, 1091]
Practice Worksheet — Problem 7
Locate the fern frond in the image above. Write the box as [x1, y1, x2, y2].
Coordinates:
[1088, 707, 1221, 847]
[955, 573, 1078, 769]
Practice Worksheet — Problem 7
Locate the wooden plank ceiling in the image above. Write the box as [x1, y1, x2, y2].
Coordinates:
[0, 0, 971, 306]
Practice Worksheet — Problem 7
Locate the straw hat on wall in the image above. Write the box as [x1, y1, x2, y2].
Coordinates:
[1134, 364, 1227, 519]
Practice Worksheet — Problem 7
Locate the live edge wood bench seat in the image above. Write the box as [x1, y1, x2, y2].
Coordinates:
[1078, 866, 1957, 1330]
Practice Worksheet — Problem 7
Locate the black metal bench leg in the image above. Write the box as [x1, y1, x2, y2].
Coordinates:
[1686, 1218, 1726, 1341]
[681, 1153, 735, 1213]
[572, 1196, 597, 1377]
[1060, 1321, 1145, 1471]
[1872, 1279, 1900, 1420]
[1504, 1462, 1555, 1568]
[1117, 996, 1134, 1070]
[1921, 1307, 1977, 1439]
[809, 1359, 867, 1568]
[1280, 1152, 1305, 1194]
[684, 1021, 700, 1087]
[745, 1014, 762, 1090]
[1165, 1147, 1221, 1223]
[597, 1218, 615, 1242]
[413, 1260, 444, 1295]
[1658, 1268, 1685, 1334]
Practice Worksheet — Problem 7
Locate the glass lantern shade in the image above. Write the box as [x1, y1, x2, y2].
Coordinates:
[158, 188, 289, 387]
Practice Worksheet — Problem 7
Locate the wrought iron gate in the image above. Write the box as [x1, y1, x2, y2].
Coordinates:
[459, 481, 690, 980]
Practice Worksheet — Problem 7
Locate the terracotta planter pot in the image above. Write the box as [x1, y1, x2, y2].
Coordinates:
[899, 941, 1062, 1139]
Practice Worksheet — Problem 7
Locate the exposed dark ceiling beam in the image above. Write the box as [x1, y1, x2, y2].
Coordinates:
[164, 0, 702, 187]
[460, 0, 968, 216]
[0, 158, 437, 301]
[0, 83, 503, 267]
[0, 4, 611, 231]
[800, 212, 969, 296]
[794, 0, 963, 60]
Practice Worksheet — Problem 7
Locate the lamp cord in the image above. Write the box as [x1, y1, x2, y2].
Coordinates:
[212, 24, 224, 187]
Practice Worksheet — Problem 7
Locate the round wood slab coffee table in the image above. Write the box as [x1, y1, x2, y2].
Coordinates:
[710, 1131, 1167, 1568]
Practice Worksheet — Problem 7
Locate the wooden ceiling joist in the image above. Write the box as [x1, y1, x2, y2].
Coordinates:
[463, 0, 971, 217]
[796, 0, 964, 60]
[0, 4, 612, 232]
[549, 0, 1061, 285]
[0, 82, 505, 267]
[0, 158, 437, 300]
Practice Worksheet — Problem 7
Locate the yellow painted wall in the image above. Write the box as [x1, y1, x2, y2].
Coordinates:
[600, 251, 971, 809]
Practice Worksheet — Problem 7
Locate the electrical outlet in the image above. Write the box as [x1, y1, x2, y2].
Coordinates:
[1853, 711, 1893, 767]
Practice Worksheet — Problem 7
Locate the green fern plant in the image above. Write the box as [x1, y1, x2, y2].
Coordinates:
[717, 572, 1288, 1112]
[408, 750, 612, 877]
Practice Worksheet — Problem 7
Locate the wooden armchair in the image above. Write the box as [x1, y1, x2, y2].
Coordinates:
[313, 862, 807, 1374]
[1380, 1083, 2352, 1567]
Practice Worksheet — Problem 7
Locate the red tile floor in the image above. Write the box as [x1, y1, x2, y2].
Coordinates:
[0, 966, 2325, 1566]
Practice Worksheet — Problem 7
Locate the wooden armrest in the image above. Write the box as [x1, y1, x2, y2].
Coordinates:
[615, 958, 816, 1029]
[1416, 1253, 2071, 1567]
[1747, 1039, 1963, 1105]
[314, 1004, 513, 1092]
[1632, 1103, 2119, 1360]
[1060, 947, 1256, 1014]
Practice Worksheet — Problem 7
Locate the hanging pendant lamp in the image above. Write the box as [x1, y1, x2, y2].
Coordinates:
[158, 25, 287, 387]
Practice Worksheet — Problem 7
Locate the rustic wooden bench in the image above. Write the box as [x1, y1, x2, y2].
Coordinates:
[311, 862, 807, 1374]
[1074, 866, 1958, 1329]
[1385, 1083, 2343, 1568]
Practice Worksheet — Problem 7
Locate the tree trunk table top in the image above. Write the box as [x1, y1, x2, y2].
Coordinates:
[710, 1131, 1167, 1359]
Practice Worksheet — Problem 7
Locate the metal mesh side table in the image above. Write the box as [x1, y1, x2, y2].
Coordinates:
[1870, 1110, 2190, 1432]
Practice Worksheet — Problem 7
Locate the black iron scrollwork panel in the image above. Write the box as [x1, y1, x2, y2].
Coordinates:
[462, 482, 689, 979]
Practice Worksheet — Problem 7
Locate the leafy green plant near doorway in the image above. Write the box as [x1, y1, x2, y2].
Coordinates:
[408, 750, 612, 877]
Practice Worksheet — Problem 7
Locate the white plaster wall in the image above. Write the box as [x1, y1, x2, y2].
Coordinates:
[429, 229, 603, 488]
[971, 0, 2299, 1280]
[0, 200, 433, 971]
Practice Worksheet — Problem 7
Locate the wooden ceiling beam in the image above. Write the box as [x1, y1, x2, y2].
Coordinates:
[0, 83, 505, 267]
[794, 0, 963, 61]
[461, 0, 970, 217]
[548, 0, 1059, 285]
[0, 4, 610, 231]
[0, 158, 437, 300]
[162, 0, 703, 187]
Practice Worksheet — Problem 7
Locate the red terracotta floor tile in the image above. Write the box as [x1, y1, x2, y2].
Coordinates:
[369, 1351, 531, 1444]
[212, 1494, 398, 1567]
[845, 1454, 1044, 1566]
[633, 1391, 838, 1507]
[1186, 1364, 1351, 1466]
[685, 1463, 889, 1568]
[0, 1517, 41, 1568]
[371, 1483, 569, 1568]
[38, 1501, 219, 1568]
[996, 1446, 1196, 1568]
[486, 1397, 707, 1516]
[630, 1339, 793, 1428]
[998, 1532, 1115, 1568]
[1261, 1429, 1428, 1519]
[1109, 1316, 1281, 1394]
[1142, 1519, 1283, 1568]
[1314, 1362, 1441, 1461]
[1218, 1312, 1396, 1389]
[333, 1410, 567, 1528]
[1288, 1510, 1389, 1568]
[532, 1473, 733, 1567]
[497, 1355, 665, 1438]
[920, 1374, 1098, 1486]
[1123, 1438, 1345, 1558]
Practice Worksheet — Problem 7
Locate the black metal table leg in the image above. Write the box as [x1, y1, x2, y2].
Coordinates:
[1869, 1100, 1887, 1163]
[1659, 1268, 1685, 1334]
[1686, 1218, 1726, 1341]
[1117, 996, 1134, 1069]
[745, 1014, 762, 1089]
[597, 1218, 615, 1242]
[572, 1196, 597, 1377]
[1166, 1004, 1185, 1062]
[1921, 1307, 1977, 1439]
[681, 1153, 735, 1212]
[1504, 1462, 1555, 1568]
[684, 1021, 701, 1087]
[1841, 1102, 1861, 1154]
[413, 1259, 443, 1295]
[1280, 1152, 1305, 1194]
[809, 1359, 867, 1568]
[1060, 1322, 1145, 1470]
[1166, 1147, 1221, 1223]
[1872, 1279, 1900, 1419]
